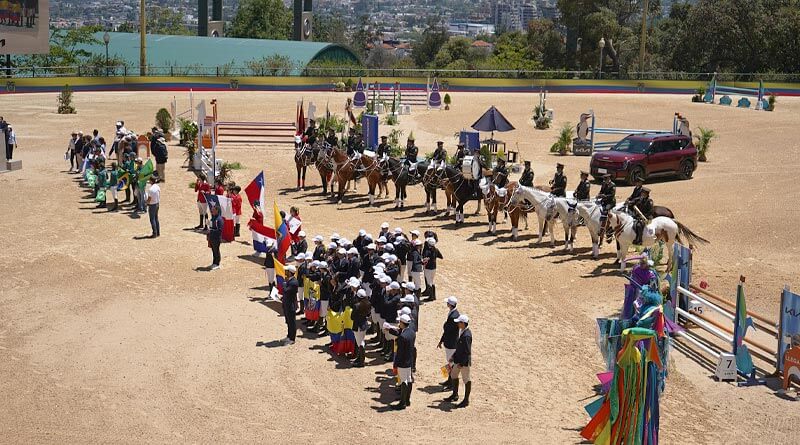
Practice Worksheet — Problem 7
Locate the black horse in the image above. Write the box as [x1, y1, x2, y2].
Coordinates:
[441, 165, 483, 224]
[422, 163, 445, 214]
[385, 158, 426, 209]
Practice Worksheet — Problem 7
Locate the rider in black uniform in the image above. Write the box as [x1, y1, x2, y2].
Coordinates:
[633, 187, 654, 245]
[625, 178, 644, 214]
[431, 141, 447, 170]
[404, 137, 419, 180]
[325, 128, 338, 148]
[518, 160, 534, 187]
[574, 171, 591, 201]
[377, 135, 390, 159]
[346, 128, 362, 158]
[596, 174, 617, 242]
[453, 143, 466, 167]
[492, 158, 509, 188]
[304, 119, 317, 146]
[549, 163, 567, 197]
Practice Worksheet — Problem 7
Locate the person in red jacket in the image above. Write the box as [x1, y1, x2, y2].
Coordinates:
[231, 185, 243, 237]
[214, 177, 225, 195]
[194, 173, 211, 231]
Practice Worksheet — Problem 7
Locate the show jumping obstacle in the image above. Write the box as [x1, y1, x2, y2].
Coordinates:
[216, 121, 296, 146]
[572, 110, 690, 156]
[703, 75, 769, 110]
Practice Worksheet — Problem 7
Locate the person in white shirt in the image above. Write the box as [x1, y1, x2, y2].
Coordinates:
[146, 175, 161, 238]
[6, 126, 16, 161]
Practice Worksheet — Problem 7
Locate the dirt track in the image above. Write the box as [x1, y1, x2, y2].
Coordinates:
[1, 91, 798, 443]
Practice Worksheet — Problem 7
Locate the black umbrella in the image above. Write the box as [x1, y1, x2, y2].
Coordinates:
[471, 106, 515, 133]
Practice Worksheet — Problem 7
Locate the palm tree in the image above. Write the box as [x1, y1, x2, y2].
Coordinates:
[694, 127, 716, 162]
[550, 122, 574, 155]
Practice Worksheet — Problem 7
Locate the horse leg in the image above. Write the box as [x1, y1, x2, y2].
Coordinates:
[536, 216, 545, 244]
[400, 187, 406, 208]
[511, 210, 519, 241]
[432, 190, 437, 212]
[296, 166, 301, 190]
[425, 190, 431, 213]
[394, 186, 400, 208]
[523, 213, 529, 230]
[301, 166, 307, 190]
[475, 199, 482, 215]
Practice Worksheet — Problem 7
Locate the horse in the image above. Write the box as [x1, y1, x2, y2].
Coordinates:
[441, 165, 484, 224]
[608, 211, 709, 271]
[328, 147, 357, 205]
[315, 143, 336, 196]
[422, 163, 445, 214]
[507, 184, 560, 246]
[385, 157, 423, 209]
[616, 203, 675, 219]
[354, 153, 389, 206]
[481, 180, 529, 238]
[294, 139, 318, 191]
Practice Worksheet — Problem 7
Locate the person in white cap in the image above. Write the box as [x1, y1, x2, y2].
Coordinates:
[281, 265, 300, 345]
[381, 281, 402, 360]
[446, 314, 472, 407]
[369, 272, 389, 345]
[346, 247, 361, 280]
[399, 288, 419, 372]
[314, 261, 333, 333]
[354, 229, 368, 253]
[438, 296, 460, 388]
[408, 239, 424, 296]
[296, 253, 307, 315]
[312, 235, 325, 260]
[263, 239, 278, 294]
[421, 237, 443, 301]
[384, 313, 416, 410]
[384, 254, 400, 282]
[292, 230, 308, 259]
[351, 289, 372, 368]
[392, 234, 408, 280]
[378, 222, 390, 240]
[360, 243, 379, 297]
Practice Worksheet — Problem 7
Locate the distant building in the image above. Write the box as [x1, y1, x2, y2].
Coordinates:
[447, 22, 496, 37]
[494, 0, 540, 32]
[470, 39, 495, 54]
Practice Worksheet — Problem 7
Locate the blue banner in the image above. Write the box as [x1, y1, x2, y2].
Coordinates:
[459, 130, 480, 154]
[779, 288, 800, 372]
[362, 114, 379, 150]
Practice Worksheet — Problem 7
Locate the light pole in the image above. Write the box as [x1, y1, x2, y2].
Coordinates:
[576, 37, 582, 77]
[103, 32, 110, 76]
[598, 37, 606, 79]
[140, 0, 147, 76]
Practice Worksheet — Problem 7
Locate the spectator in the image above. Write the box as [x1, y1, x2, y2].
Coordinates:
[146, 175, 161, 238]
[5, 125, 15, 161]
[208, 203, 223, 270]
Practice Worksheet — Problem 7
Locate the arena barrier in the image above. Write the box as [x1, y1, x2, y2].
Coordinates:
[356, 77, 442, 113]
[667, 244, 800, 386]
[572, 110, 690, 156]
[170, 90, 194, 123]
[703, 76, 769, 110]
[203, 98, 295, 146]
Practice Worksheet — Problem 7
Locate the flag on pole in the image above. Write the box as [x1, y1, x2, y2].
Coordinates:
[286, 214, 302, 242]
[248, 218, 277, 253]
[296, 101, 306, 136]
[274, 259, 286, 295]
[273, 201, 291, 262]
[116, 172, 130, 191]
[137, 159, 154, 187]
[205, 193, 235, 242]
[244, 171, 265, 212]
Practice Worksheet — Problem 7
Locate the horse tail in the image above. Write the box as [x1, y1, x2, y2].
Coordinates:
[674, 220, 709, 247]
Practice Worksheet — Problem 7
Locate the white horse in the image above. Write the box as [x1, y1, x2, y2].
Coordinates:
[576, 201, 605, 259]
[608, 211, 709, 271]
[550, 198, 584, 252]
[508, 185, 560, 246]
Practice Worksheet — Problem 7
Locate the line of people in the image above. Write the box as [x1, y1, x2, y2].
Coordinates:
[268, 223, 472, 409]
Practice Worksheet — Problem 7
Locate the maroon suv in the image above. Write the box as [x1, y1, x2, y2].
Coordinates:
[589, 133, 697, 183]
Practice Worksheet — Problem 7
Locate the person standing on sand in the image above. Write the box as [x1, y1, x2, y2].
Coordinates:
[384, 313, 415, 410]
[437, 296, 460, 388]
[282, 265, 299, 346]
[445, 314, 472, 408]
[208, 203, 223, 270]
[146, 175, 161, 238]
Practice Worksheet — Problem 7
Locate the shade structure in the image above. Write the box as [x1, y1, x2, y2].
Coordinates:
[471, 106, 516, 133]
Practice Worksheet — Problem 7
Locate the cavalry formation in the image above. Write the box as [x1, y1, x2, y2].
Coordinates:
[292, 122, 709, 272]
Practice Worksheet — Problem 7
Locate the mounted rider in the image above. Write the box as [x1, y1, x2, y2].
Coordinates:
[549, 163, 567, 197]
[518, 160, 534, 187]
[346, 127, 364, 160]
[430, 140, 448, 171]
[632, 187, 653, 245]
[492, 157, 509, 188]
[325, 128, 339, 148]
[377, 135, 391, 179]
[303, 119, 318, 146]
[453, 143, 466, 167]
[625, 178, 645, 213]
[574, 170, 591, 201]
[596, 174, 617, 243]
[404, 136, 420, 180]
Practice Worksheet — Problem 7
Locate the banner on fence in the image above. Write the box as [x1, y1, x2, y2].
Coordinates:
[779, 287, 800, 372]
[361, 114, 379, 150]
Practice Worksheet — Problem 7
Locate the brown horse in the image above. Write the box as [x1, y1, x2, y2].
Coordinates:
[355, 154, 389, 206]
[328, 147, 357, 204]
[483, 181, 529, 239]
[294, 140, 317, 191]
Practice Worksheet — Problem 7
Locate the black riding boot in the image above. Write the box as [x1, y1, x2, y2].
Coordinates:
[445, 378, 459, 402]
[406, 382, 413, 407]
[195, 215, 204, 230]
[110, 199, 119, 211]
[426, 285, 436, 302]
[234, 223, 240, 237]
[456, 382, 471, 408]
[394, 383, 408, 410]
[353, 346, 365, 368]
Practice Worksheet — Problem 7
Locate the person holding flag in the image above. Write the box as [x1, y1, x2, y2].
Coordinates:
[136, 158, 154, 214]
[281, 265, 299, 346]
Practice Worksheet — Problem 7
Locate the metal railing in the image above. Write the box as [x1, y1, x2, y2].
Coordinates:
[5, 65, 800, 83]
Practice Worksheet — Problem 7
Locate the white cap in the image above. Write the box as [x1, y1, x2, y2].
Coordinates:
[285, 265, 297, 273]
[410, 230, 420, 236]
[304, 255, 312, 261]
[389, 281, 401, 290]
[394, 227, 403, 234]
[398, 307, 412, 316]
[381, 222, 389, 229]
[400, 295, 415, 304]
[298, 230, 306, 237]
[337, 239, 347, 246]
[384, 244, 394, 251]
[327, 242, 337, 249]
[454, 314, 469, 324]
[330, 233, 340, 240]
[374, 261, 386, 269]
[296, 253, 305, 261]
[367, 243, 376, 250]
[402, 282, 416, 291]
[445, 296, 458, 306]
[426, 237, 436, 246]
[413, 239, 423, 246]
[389, 254, 398, 262]
[377, 236, 387, 243]
[357, 289, 367, 298]
[398, 314, 412, 324]
[337, 248, 347, 255]
[380, 276, 391, 284]
[381, 253, 390, 260]
[319, 261, 329, 269]
[349, 277, 361, 287]
[347, 247, 359, 255]
[395, 236, 405, 242]
[313, 235, 323, 242]
[358, 229, 366, 237]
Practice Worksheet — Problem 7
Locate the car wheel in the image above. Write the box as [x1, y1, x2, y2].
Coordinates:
[627, 166, 646, 184]
[678, 159, 694, 180]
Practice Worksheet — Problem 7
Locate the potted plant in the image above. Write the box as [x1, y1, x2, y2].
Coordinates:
[57, 84, 76, 114]
[533, 104, 552, 129]
[692, 87, 706, 103]
[443, 93, 451, 110]
[155, 108, 173, 141]
[694, 127, 716, 162]
[549, 122, 574, 155]
[768, 93, 777, 111]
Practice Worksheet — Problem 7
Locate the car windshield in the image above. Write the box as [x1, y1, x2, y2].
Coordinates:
[611, 138, 651, 154]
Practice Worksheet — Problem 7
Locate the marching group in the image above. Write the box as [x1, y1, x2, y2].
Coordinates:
[265, 223, 473, 410]
[65, 122, 170, 238]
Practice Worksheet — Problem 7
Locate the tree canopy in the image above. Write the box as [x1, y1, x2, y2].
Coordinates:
[228, 0, 292, 40]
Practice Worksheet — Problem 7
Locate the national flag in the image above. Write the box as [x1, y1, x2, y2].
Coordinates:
[244, 171, 265, 212]
[327, 308, 355, 356]
[205, 193, 235, 242]
[296, 101, 306, 136]
[116, 172, 130, 191]
[274, 259, 286, 294]
[273, 201, 291, 262]
[248, 218, 276, 253]
[733, 279, 755, 354]
[286, 214, 302, 242]
[303, 277, 321, 321]
[138, 159, 154, 186]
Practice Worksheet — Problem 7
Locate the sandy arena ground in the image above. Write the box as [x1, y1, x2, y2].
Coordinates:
[1, 90, 799, 444]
